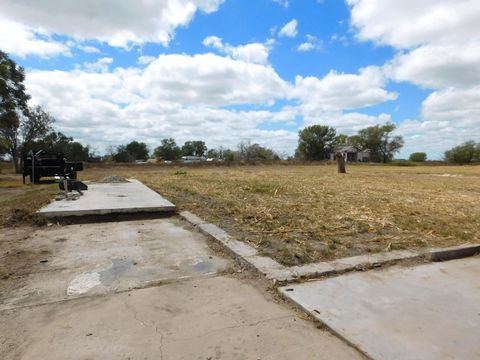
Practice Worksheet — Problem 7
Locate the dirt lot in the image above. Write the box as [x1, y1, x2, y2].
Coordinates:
[1, 162, 479, 266]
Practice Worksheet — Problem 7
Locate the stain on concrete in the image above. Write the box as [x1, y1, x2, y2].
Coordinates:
[99, 258, 135, 286]
[67, 272, 101, 296]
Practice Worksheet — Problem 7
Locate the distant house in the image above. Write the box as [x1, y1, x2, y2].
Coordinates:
[328, 146, 370, 162]
[181, 155, 205, 163]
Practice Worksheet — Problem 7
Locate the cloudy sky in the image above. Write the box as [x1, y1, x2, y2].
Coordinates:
[1, 0, 479, 159]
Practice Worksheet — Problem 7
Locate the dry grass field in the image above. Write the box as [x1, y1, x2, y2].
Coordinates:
[2, 162, 479, 266]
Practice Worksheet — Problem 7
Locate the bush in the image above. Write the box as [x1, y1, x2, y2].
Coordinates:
[409, 152, 427, 162]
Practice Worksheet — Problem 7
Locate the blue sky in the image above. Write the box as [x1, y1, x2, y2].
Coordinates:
[1, 0, 479, 159]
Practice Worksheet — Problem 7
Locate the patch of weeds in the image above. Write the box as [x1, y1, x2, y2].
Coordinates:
[174, 168, 187, 176]
[6, 208, 48, 227]
[355, 222, 370, 234]
[257, 249, 271, 257]
[320, 247, 333, 259]
[251, 182, 275, 195]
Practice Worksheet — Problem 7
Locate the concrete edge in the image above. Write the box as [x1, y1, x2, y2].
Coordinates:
[36, 178, 176, 217]
[428, 244, 480, 261]
[179, 211, 480, 284]
[38, 206, 176, 218]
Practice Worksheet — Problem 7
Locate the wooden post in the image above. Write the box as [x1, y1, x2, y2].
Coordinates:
[335, 152, 346, 173]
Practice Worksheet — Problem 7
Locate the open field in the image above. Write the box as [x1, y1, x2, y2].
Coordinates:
[2, 163, 480, 266]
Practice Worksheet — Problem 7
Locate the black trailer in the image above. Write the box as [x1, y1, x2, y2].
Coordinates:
[22, 150, 84, 184]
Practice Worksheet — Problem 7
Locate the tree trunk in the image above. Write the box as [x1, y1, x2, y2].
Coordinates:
[335, 152, 346, 173]
[13, 153, 21, 174]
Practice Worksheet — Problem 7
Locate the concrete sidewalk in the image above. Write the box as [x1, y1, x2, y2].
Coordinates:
[280, 256, 480, 360]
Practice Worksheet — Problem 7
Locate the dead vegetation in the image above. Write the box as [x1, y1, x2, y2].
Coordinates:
[0, 178, 57, 228]
[1, 163, 479, 266]
[79, 163, 480, 266]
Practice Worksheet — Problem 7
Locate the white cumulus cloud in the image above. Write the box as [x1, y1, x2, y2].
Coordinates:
[347, 0, 480, 49]
[0, 0, 224, 49]
[278, 19, 298, 38]
[0, 19, 70, 58]
[293, 66, 397, 112]
[297, 35, 323, 52]
[203, 36, 273, 65]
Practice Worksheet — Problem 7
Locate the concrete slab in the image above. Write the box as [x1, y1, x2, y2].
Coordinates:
[0, 276, 362, 360]
[280, 256, 480, 360]
[0, 218, 229, 310]
[37, 179, 175, 217]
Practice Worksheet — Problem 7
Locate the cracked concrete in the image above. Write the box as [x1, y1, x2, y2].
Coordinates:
[0, 217, 230, 310]
[0, 215, 362, 359]
[0, 276, 362, 360]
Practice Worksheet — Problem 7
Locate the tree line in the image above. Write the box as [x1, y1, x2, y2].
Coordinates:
[106, 139, 280, 162]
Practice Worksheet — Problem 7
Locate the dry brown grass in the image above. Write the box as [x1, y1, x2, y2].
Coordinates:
[75, 163, 480, 266]
[1, 161, 57, 227]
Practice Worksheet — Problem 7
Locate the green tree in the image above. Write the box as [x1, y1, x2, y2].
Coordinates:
[113, 145, 130, 162]
[0, 51, 53, 172]
[207, 148, 219, 159]
[4, 105, 54, 172]
[296, 125, 337, 160]
[349, 123, 404, 163]
[33, 131, 91, 161]
[154, 138, 181, 160]
[237, 141, 279, 160]
[125, 141, 149, 161]
[335, 134, 349, 147]
[444, 141, 480, 164]
[409, 152, 427, 162]
[113, 141, 149, 162]
[220, 148, 235, 161]
[182, 140, 207, 157]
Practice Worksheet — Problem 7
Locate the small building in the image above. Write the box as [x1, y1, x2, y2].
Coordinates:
[181, 156, 205, 163]
[329, 146, 370, 162]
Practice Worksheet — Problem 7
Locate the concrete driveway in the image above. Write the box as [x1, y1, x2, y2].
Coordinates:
[0, 217, 362, 360]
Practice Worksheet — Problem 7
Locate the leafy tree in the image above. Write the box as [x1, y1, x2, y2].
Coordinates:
[237, 141, 279, 160]
[113, 141, 149, 162]
[1, 105, 54, 172]
[154, 138, 181, 160]
[113, 145, 130, 162]
[1, 51, 54, 172]
[444, 141, 480, 164]
[32, 131, 91, 161]
[349, 123, 404, 163]
[296, 125, 337, 160]
[182, 140, 207, 157]
[335, 134, 349, 147]
[409, 152, 427, 162]
[207, 148, 219, 159]
[220, 148, 235, 161]
[125, 141, 149, 161]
